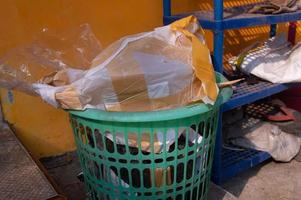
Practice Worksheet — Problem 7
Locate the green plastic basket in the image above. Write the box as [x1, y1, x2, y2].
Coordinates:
[69, 73, 232, 200]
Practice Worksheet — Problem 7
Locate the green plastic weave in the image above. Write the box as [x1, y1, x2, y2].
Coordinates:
[69, 73, 232, 200]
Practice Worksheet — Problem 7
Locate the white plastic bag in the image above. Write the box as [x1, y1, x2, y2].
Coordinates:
[228, 121, 300, 162]
[105, 127, 203, 154]
[229, 34, 301, 83]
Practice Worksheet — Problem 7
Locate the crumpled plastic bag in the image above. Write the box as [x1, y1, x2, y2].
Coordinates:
[0, 16, 218, 111]
[229, 34, 301, 84]
[104, 127, 203, 154]
[0, 23, 102, 94]
[227, 120, 300, 162]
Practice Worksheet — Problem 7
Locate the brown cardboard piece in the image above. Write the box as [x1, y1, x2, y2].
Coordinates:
[155, 167, 173, 187]
[40, 69, 71, 86]
[55, 87, 82, 110]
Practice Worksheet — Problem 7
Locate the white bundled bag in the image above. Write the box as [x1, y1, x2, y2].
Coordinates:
[229, 34, 301, 83]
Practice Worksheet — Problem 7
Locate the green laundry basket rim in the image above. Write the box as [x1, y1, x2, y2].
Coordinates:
[68, 72, 233, 123]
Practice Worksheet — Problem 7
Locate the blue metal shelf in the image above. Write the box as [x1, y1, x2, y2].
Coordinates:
[164, 4, 301, 30]
[212, 148, 271, 183]
[162, 0, 296, 185]
[222, 81, 290, 112]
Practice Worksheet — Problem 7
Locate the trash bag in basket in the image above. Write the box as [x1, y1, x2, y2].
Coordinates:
[0, 16, 218, 111]
[90, 129, 207, 189]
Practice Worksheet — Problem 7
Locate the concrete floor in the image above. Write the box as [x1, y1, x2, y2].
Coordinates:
[41, 151, 301, 200]
[41, 152, 238, 200]
[222, 159, 301, 200]
[41, 152, 86, 200]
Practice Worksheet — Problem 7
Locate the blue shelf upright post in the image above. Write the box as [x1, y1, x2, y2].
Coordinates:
[270, 24, 277, 37]
[163, 0, 171, 25]
[212, 0, 224, 184]
[163, 0, 171, 16]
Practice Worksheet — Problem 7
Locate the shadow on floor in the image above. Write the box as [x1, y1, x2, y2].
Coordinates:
[221, 160, 270, 197]
[209, 183, 238, 200]
[41, 152, 86, 200]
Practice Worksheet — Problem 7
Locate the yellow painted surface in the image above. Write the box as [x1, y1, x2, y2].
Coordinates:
[0, 0, 299, 158]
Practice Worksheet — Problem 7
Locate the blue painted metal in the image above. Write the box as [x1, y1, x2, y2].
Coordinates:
[217, 149, 271, 183]
[212, 0, 224, 185]
[163, 10, 301, 30]
[222, 82, 290, 112]
[162, 0, 296, 184]
[213, 30, 224, 73]
[163, 0, 171, 17]
[163, 0, 171, 25]
[214, 0, 223, 21]
[270, 24, 277, 37]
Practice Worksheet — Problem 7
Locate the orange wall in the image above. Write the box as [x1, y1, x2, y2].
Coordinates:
[0, 0, 201, 158]
[0, 0, 299, 158]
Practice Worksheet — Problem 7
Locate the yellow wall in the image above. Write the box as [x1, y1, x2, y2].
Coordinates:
[0, 0, 299, 158]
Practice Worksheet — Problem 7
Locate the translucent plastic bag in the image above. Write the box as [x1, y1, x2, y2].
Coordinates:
[0, 24, 102, 94]
[228, 121, 300, 162]
[0, 16, 218, 111]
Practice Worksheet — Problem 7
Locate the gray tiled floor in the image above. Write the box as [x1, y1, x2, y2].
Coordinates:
[0, 125, 58, 200]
